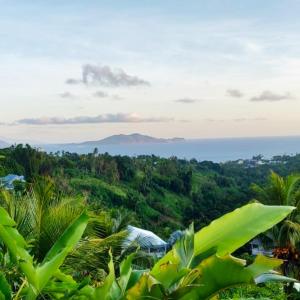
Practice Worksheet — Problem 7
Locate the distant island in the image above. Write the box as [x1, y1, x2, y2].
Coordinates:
[65, 133, 185, 146]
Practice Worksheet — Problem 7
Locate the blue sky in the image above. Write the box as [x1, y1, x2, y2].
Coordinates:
[1, 0, 300, 142]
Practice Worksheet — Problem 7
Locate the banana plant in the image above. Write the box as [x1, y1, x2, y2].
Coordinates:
[63, 203, 298, 299]
[0, 207, 89, 299]
[0, 203, 297, 299]
[127, 204, 297, 299]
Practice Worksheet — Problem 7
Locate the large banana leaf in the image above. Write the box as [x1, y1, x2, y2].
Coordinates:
[126, 273, 164, 300]
[0, 203, 295, 300]
[126, 254, 294, 300]
[179, 255, 283, 300]
[0, 207, 37, 287]
[94, 251, 118, 300]
[194, 203, 294, 256]
[152, 203, 294, 272]
[147, 204, 296, 299]
[0, 207, 89, 299]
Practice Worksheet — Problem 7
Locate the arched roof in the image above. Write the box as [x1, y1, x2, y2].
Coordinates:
[126, 225, 167, 247]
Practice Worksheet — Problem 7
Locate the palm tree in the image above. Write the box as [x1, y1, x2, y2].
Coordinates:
[0, 177, 85, 260]
[0, 177, 133, 285]
[252, 171, 300, 278]
[64, 210, 131, 283]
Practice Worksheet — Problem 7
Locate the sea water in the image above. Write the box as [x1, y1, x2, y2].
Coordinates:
[43, 136, 300, 162]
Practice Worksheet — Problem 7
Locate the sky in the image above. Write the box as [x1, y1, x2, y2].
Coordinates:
[1, 0, 300, 143]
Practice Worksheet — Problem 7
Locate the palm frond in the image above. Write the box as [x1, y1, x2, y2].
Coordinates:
[279, 220, 300, 248]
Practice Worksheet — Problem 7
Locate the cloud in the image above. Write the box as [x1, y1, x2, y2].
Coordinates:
[65, 78, 82, 85]
[250, 90, 293, 102]
[206, 117, 266, 122]
[66, 64, 150, 87]
[16, 113, 173, 125]
[93, 91, 123, 100]
[232, 117, 267, 122]
[59, 92, 76, 99]
[226, 89, 244, 98]
[111, 95, 123, 101]
[93, 91, 108, 98]
[174, 98, 199, 104]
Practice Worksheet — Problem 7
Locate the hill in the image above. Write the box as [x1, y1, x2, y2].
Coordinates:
[74, 133, 185, 146]
[2, 144, 300, 237]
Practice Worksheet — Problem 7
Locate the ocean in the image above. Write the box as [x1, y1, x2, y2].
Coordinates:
[42, 136, 300, 163]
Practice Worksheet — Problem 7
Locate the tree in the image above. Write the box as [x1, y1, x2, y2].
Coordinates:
[252, 171, 300, 279]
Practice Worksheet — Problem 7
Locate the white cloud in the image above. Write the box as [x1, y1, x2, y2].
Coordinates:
[16, 113, 173, 125]
[59, 92, 76, 99]
[93, 91, 108, 98]
[174, 98, 200, 104]
[66, 64, 150, 87]
[226, 89, 244, 98]
[250, 90, 293, 102]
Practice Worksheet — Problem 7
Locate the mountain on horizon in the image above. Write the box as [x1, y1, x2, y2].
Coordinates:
[67, 133, 185, 146]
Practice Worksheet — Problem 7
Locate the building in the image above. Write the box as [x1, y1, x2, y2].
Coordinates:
[125, 225, 167, 257]
[250, 238, 273, 257]
[0, 174, 25, 190]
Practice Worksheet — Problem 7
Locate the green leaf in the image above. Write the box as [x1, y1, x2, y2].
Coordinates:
[126, 273, 164, 300]
[152, 204, 294, 273]
[0, 272, 11, 300]
[180, 254, 285, 300]
[194, 203, 295, 256]
[0, 209, 37, 287]
[36, 212, 89, 291]
[94, 250, 118, 300]
[173, 223, 195, 268]
[246, 254, 282, 275]
[0, 207, 16, 226]
[118, 252, 135, 295]
[151, 262, 189, 290]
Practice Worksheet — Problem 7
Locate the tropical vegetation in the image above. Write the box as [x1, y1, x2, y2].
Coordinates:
[0, 201, 296, 299]
[0, 144, 300, 298]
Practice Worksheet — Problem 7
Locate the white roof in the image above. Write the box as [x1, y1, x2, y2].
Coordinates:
[126, 225, 167, 247]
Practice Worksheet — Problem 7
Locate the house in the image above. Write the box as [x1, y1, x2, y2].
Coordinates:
[250, 238, 273, 257]
[0, 174, 25, 190]
[125, 225, 167, 257]
[167, 230, 184, 247]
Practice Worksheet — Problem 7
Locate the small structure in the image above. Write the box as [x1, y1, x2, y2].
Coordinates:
[125, 225, 167, 257]
[250, 238, 273, 257]
[0, 174, 25, 190]
[167, 230, 184, 247]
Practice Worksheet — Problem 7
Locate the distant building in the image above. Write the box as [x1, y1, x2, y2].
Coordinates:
[167, 230, 184, 247]
[0, 174, 25, 190]
[294, 283, 300, 292]
[250, 238, 273, 257]
[125, 225, 167, 257]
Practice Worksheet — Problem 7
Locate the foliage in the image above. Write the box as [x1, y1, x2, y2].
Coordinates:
[0, 207, 89, 299]
[220, 282, 287, 300]
[0, 178, 132, 289]
[0, 177, 85, 261]
[0, 202, 295, 299]
[252, 171, 300, 280]
[1, 145, 300, 298]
